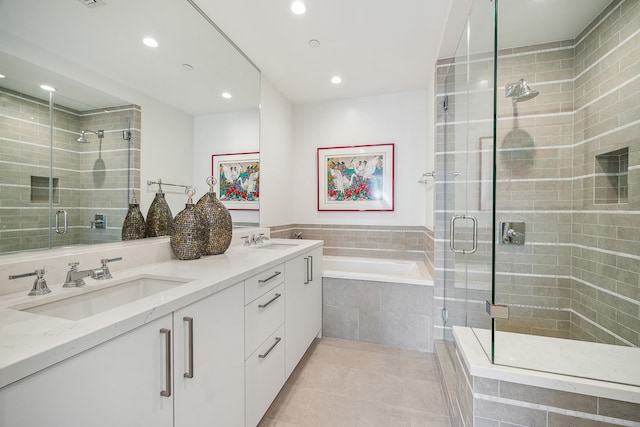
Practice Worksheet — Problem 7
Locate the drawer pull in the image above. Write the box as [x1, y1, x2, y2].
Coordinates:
[184, 317, 194, 379]
[258, 337, 282, 359]
[160, 328, 172, 397]
[258, 293, 282, 309]
[258, 271, 282, 284]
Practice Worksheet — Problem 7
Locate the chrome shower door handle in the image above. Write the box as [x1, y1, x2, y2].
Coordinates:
[450, 215, 478, 254]
[55, 210, 68, 234]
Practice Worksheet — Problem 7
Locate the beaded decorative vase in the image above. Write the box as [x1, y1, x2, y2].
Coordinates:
[196, 177, 233, 255]
[170, 188, 209, 260]
[145, 185, 173, 237]
[122, 192, 146, 240]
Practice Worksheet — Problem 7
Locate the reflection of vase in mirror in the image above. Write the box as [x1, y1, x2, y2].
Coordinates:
[122, 192, 146, 240]
[145, 188, 173, 237]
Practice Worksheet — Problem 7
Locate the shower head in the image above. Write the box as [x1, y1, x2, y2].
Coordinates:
[505, 79, 539, 103]
[76, 129, 104, 143]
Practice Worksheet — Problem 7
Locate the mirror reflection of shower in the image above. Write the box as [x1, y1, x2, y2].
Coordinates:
[76, 129, 104, 143]
[504, 79, 539, 102]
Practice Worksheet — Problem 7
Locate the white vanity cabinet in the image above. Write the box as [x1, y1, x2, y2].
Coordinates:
[173, 283, 245, 427]
[284, 247, 323, 377]
[0, 282, 245, 427]
[244, 264, 287, 427]
[0, 314, 175, 427]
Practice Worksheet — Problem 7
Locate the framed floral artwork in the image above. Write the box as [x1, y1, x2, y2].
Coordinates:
[317, 143, 394, 211]
[211, 152, 259, 210]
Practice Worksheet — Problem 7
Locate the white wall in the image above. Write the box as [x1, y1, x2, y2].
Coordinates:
[193, 110, 260, 224]
[291, 90, 431, 227]
[140, 102, 194, 216]
[259, 76, 295, 228]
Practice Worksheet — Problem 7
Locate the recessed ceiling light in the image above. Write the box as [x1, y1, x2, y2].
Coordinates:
[308, 39, 320, 48]
[0, 73, 5, 79]
[331, 76, 342, 85]
[40, 84, 56, 92]
[291, 1, 306, 15]
[143, 37, 158, 48]
[182, 64, 194, 71]
[221, 92, 232, 99]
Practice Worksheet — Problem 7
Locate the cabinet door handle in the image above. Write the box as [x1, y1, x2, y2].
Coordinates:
[309, 255, 314, 282]
[258, 271, 281, 284]
[258, 336, 282, 359]
[183, 317, 194, 379]
[160, 328, 172, 397]
[258, 293, 282, 309]
[304, 257, 310, 284]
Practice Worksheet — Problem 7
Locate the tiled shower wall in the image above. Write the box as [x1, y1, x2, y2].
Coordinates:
[435, 0, 640, 346]
[0, 87, 140, 253]
[270, 224, 434, 274]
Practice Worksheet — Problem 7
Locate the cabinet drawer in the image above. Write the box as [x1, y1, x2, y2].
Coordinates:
[245, 264, 285, 304]
[245, 325, 286, 427]
[245, 283, 284, 358]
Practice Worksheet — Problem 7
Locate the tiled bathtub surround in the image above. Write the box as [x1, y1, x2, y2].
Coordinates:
[269, 223, 435, 274]
[322, 277, 434, 352]
[0, 87, 140, 253]
[435, 0, 640, 347]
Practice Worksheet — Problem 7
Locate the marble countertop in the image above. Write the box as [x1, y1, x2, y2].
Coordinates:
[0, 238, 322, 389]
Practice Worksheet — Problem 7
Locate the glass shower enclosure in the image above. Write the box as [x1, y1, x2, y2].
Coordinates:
[436, 0, 639, 387]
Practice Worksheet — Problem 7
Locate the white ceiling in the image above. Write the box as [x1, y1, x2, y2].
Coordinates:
[196, 0, 455, 105]
[0, 0, 613, 111]
[195, 0, 612, 105]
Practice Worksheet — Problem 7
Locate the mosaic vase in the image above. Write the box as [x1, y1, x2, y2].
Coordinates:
[145, 191, 173, 237]
[196, 182, 233, 255]
[170, 189, 209, 260]
[121, 192, 146, 240]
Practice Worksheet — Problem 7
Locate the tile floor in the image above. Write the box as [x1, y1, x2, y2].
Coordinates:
[258, 337, 452, 427]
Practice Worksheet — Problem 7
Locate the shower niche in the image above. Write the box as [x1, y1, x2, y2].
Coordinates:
[594, 147, 629, 205]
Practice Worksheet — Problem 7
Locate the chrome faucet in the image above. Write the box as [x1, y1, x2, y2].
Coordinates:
[64, 262, 90, 287]
[9, 269, 51, 296]
[63, 257, 122, 287]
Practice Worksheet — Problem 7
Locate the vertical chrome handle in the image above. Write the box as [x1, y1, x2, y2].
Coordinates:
[304, 257, 310, 284]
[55, 210, 68, 234]
[309, 255, 314, 282]
[160, 328, 172, 397]
[450, 215, 478, 254]
[183, 317, 194, 379]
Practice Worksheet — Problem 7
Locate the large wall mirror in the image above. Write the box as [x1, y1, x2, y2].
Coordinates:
[0, 0, 261, 255]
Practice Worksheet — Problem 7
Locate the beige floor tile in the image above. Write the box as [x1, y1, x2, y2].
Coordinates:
[260, 338, 451, 427]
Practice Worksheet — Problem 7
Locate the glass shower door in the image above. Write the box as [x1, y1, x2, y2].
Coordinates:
[438, 0, 495, 351]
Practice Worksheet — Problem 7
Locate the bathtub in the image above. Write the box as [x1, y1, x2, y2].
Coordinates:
[322, 255, 433, 286]
[322, 256, 434, 351]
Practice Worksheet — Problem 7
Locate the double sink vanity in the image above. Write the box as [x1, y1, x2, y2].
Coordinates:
[0, 234, 323, 427]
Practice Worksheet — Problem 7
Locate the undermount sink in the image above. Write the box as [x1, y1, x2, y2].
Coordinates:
[11, 275, 191, 321]
[255, 242, 299, 250]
